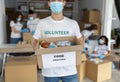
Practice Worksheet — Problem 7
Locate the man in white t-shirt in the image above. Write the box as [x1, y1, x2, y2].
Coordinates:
[32, 0, 83, 82]
[27, 10, 40, 35]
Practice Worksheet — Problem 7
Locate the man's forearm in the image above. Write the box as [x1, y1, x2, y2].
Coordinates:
[32, 39, 38, 50]
[78, 36, 85, 45]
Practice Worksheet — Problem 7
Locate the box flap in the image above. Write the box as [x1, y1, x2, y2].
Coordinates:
[35, 45, 83, 54]
[6, 56, 36, 66]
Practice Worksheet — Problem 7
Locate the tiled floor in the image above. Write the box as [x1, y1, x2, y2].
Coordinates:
[0, 69, 120, 82]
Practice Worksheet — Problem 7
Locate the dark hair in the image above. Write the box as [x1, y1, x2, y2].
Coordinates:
[84, 24, 98, 31]
[98, 35, 109, 46]
[28, 10, 34, 14]
[12, 12, 23, 23]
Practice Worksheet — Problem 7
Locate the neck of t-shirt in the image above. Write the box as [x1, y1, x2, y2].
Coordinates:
[51, 12, 64, 21]
[50, 15, 65, 23]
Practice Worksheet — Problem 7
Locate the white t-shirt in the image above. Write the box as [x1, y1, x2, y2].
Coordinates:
[81, 30, 94, 39]
[10, 21, 23, 38]
[81, 30, 94, 48]
[94, 45, 111, 55]
[27, 18, 40, 32]
[33, 16, 82, 77]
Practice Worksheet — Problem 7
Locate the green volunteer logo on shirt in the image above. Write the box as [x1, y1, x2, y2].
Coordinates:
[44, 31, 69, 35]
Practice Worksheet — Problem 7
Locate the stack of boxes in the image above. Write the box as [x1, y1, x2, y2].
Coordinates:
[80, 9, 101, 35]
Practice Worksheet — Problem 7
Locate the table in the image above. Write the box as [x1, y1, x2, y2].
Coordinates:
[113, 49, 120, 53]
[0, 44, 34, 77]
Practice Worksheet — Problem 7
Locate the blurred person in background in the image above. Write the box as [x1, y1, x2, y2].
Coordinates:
[10, 12, 24, 44]
[81, 24, 98, 54]
[10, 12, 28, 56]
[27, 10, 40, 35]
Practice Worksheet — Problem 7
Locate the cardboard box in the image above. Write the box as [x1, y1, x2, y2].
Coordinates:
[86, 60, 112, 82]
[77, 61, 86, 82]
[17, 32, 32, 47]
[35, 36, 83, 68]
[104, 55, 120, 69]
[5, 56, 37, 82]
[16, 43, 31, 48]
[23, 32, 32, 41]
[81, 54, 87, 61]
[80, 22, 101, 35]
[77, 54, 87, 81]
[83, 10, 100, 23]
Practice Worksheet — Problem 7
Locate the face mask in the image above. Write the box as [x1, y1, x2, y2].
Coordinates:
[99, 39, 104, 44]
[50, 2, 63, 14]
[17, 18, 21, 22]
[29, 17, 34, 20]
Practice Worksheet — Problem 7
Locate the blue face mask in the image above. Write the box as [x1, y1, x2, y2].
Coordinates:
[99, 39, 104, 44]
[17, 18, 21, 22]
[50, 2, 63, 14]
[29, 17, 34, 20]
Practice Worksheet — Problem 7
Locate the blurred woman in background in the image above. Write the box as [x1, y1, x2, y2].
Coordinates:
[10, 12, 23, 44]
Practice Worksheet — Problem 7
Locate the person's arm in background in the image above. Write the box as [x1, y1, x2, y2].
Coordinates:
[93, 46, 111, 59]
[11, 26, 21, 33]
[93, 46, 97, 54]
[10, 21, 21, 33]
[93, 51, 97, 54]
[32, 38, 39, 50]
[105, 50, 111, 56]
[32, 22, 41, 50]
[27, 20, 31, 32]
[77, 36, 85, 46]
[105, 45, 111, 56]
[93, 50, 111, 58]
[73, 21, 85, 45]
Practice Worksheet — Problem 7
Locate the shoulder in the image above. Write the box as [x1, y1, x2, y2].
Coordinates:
[35, 18, 40, 21]
[27, 20, 30, 24]
[64, 17, 78, 24]
[81, 30, 89, 35]
[81, 30, 88, 33]
[10, 20, 16, 26]
[39, 16, 51, 24]
[40, 16, 50, 22]
[10, 20, 15, 24]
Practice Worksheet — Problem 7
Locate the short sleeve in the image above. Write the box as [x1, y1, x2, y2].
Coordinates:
[81, 30, 89, 38]
[73, 21, 82, 39]
[10, 21, 15, 27]
[33, 22, 41, 40]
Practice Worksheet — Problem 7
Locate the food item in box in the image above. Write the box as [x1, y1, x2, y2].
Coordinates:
[40, 41, 50, 48]
[40, 40, 73, 48]
[90, 58, 103, 64]
[56, 41, 72, 47]
[18, 41, 22, 44]
[48, 42, 57, 48]
[18, 40, 31, 45]
[22, 41, 27, 44]
[94, 58, 100, 64]
[17, 40, 31, 48]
